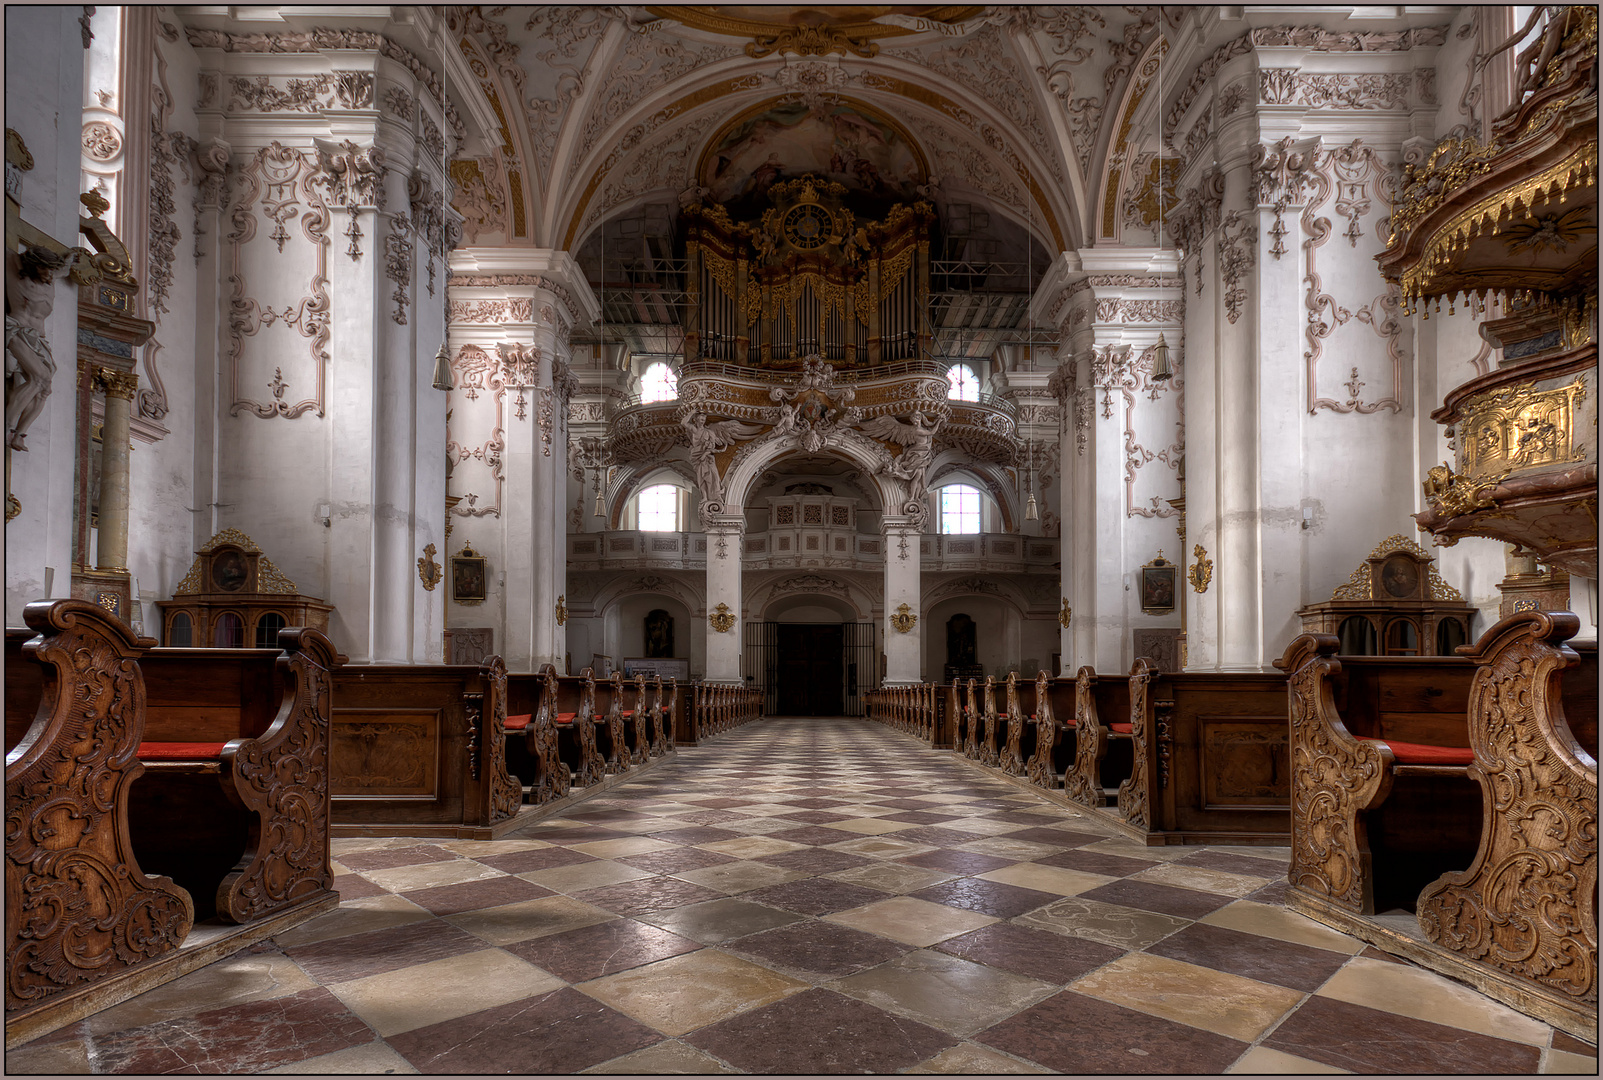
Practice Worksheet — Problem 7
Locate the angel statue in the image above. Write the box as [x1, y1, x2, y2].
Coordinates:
[683, 413, 764, 510]
[859, 411, 938, 515]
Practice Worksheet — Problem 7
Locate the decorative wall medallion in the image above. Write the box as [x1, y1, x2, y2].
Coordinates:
[1058, 598, 1073, 628]
[555, 595, 568, 626]
[418, 543, 442, 591]
[81, 121, 121, 161]
[1188, 544, 1213, 594]
[889, 603, 917, 634]
[708, 602, 736, 633]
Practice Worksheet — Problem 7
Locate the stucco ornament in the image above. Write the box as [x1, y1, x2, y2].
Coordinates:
[889, 603, 918, 634]
[708, 603, 737, 633]
[418, 543, 443, 591]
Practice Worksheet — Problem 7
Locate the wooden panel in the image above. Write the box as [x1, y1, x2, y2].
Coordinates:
[1200, 719, 1290, 808]
[331, 708, 440, 797]
[5, 629, 43, 753]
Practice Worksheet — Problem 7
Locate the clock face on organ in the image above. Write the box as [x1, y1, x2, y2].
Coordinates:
[782, 203, 832, 250]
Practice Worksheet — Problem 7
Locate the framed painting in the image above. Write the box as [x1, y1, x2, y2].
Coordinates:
[1139, 555, 1177, 615]
[451, 544, 487, 603]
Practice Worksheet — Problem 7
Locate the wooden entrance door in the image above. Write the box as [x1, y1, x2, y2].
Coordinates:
[775, 624, 844, 716]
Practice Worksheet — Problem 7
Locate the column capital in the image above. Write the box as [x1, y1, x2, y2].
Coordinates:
[98, 368, 140, 400]
[448, 247, 600, 327]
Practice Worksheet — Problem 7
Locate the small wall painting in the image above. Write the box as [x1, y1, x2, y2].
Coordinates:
[1139, 554, 1177, 615]
[451, 543, 487, 603]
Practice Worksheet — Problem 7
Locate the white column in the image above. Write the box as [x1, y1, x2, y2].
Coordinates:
[704, 514, 744, 682]
[882, 517, 921, 685]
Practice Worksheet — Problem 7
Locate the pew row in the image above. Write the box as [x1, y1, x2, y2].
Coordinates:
[5, 600, 338, 1049]
[693, 684, 762, 739]
[329, 658, 525, 839]
[864, 684, 940, 744]
[1283, 612, 1597, 1042]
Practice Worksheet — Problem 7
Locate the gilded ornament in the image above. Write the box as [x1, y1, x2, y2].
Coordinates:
[1421, 460, 1508, 520]
[1058, 598, 1073, 629]
[1188, 544, 1213, 594]
[708, 602, 736, 633]
[1457, 376, 1587, 478]
[417, 543, 442, 592]
[889, 603, 917, 634]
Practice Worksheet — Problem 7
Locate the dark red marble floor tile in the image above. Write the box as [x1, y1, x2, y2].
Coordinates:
[686, 987, 958, 1072]
[283, 918, 487, 983]
[687, 797, 758, 809]
[1359, 944, 1412, 965]
[753, 847, 872, 875]
[893, 825, 1002, 847]
[570, 876, 726, 917]
[336, 844, 461, 871]
[90, 987, 373, 1074]
[1033, 848, 1160, 877]
[330, 872, 388, 900]
[936, 922, 1124, 985]
[400, 874, 554, 916]
[764, 825, 858, 846]
[1249, 878, 1292, 905]
[877, 810, 965, 824]
[1080, 879, 1235, 920]
[1146, 921, 1349, 993]
[646, 825, 745, 845]
[672, 808, 752, 825]
[963, 798, 1027, 809]
[740, 877, 890, 916]
[989, 809, 1061, 825]
[997, 826, 1104, 846]
[504, 918, 700, 982]
[725, 921, 910, 980]
[1551, 1029, 1597, 1055]
[1263, 994, 1541, 1074]
[389, 987, 662, 1073]
[1174, 849, 1289, 878]
[898, 849, 1017, 874]
[910, 877, 1059, 919]
[867, 797, 938, 810]
[617, 847, 737, 874]
[976, 989, 1246, 1074]
[770, 809, 856, 824]
[524, 826, 629, 845]
[475, 846, 598, 874]
[780, 796, 848, 808]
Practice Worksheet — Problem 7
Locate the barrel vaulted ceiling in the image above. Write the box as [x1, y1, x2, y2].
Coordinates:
[442, 5, 1185, 256]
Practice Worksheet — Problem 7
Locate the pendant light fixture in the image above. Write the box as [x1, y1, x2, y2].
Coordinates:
[1150, 6, 1172, 385]
[430, 8, 454, 392]
[1024, 431, 1039, 522]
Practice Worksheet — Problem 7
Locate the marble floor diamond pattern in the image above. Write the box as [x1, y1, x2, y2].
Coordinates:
[9, 718, 1596, 1075]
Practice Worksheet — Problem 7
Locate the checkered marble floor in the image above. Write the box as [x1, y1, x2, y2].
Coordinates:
[11, 718, 1597, 1075]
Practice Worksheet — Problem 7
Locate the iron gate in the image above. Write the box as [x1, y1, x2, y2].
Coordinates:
[744, 621, 877, 716]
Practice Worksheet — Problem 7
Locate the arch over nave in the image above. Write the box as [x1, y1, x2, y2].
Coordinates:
[5, 5, 1595, 703]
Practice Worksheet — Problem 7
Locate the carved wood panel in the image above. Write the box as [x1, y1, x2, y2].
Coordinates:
[5, 600, 193, 1016]
[1026, 673, 1059, 789]
[1118, 660, 1154, 829]
[1417, 612, 1597, 1004]
[1064, 668, 1105, 808]
[330, 710, 439, 796]
[979, 676, 1000, 767]
[481, 657, 523, 824]
[1200, 720, 1293, 808]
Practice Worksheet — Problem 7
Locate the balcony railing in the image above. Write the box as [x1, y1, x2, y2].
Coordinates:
[568, 530, 1058, 574]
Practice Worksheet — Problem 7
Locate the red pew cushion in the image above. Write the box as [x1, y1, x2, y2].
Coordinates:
[620, 710, 634, 717]
[555, 712, 577, 725]
[1109, 722, 1133, 734]
[139, 742, 228, 760]
[1362, 738, 1474, 766]
[505, 713, 532, 731]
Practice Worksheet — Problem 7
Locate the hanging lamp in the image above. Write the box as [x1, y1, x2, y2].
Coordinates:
[431, 9, 454, 392]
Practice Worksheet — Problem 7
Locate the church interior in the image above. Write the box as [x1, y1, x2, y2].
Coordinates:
[4, 3, 1597, 1074]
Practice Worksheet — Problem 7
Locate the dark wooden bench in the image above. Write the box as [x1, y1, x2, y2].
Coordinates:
[975, 675, 1001, 767]
[1281, 633, 1482, 914]
[1063, 667, 1132, 809]
[1021, 671, 1071, 791]
[329, 658, 523, 838]
[129, 629, 342, 923]
[548, 670, 607, 788]
[591, 672, 634, 774]
[505, 665, 568, 805]
[6, 601, 193, 1022]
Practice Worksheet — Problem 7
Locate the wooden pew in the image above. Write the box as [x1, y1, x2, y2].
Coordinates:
[6, 601, 193, 1022]
[625, 673, 655, 763]
[505, 665, 568, 804]
[329, 658, 523, 838]
[1416, 611, 1596, 1039]
[646, 675, 674, 756]
[1063, 668, 1131, 808]
[1023, 671, 1069, 791]
[130, 628, 342, 923]
[958, 678, 981, 759]
[591, 673, 633, 774]
[976, 676, 1001, 767]
[549, 671, 607, 788]
[1281, 633, 1482, 915]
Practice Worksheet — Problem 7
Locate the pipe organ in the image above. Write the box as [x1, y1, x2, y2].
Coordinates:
[684, 176, 933, 368]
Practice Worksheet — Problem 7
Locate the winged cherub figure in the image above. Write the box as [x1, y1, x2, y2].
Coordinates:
[683, 413, 764, 509]
[859, 411, 938, 514]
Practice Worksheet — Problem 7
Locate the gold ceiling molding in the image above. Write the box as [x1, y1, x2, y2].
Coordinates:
[1101, 36, 1169, 240]
[647, 6, 983, 58]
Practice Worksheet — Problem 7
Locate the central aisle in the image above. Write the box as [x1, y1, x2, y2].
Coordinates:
[14, 718, 1580, 1074]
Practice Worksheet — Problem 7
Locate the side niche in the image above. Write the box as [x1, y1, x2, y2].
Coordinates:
[1297, 534, 1477, 656]
[156, 528, 333, 648]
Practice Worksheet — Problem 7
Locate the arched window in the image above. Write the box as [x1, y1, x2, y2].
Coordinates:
[939, 484, 982, 534]
[637, 484, 679, 532]
[255, 611, 288, 649]
[947, 363, 979, 402]
[640, 362, 677, 403]
[167, 611, 193, 647]
[213, 612, 244, 648]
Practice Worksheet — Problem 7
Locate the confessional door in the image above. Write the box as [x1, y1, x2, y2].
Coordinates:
[775, 624, 844, 716]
